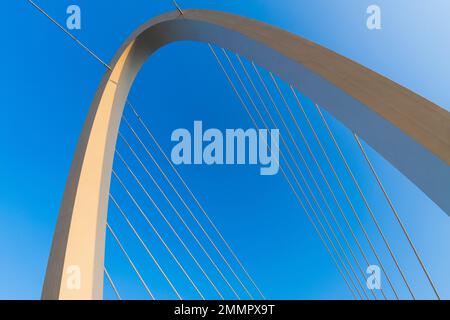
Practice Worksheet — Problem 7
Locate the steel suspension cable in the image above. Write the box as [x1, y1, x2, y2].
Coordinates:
[30, 0, 258, 300]
[172, 0, 184, 15]
[252, 62, 387, 299]
[106, 223, 155, 299]
[273, 74, 399, 298]
[270, 76, 399, 298]
[209, 45, 360, 299]
[109, 194, 182, 299]
[114, 148, 241, 299]
[163, 0, 265, 301]
[287, 85, 408, 299]
[233, 54, 379, 300]
[221, 49, 370, 299]
[27, 0, 112, 70]
[126, 102, 266, 300]
[104, 267, 122, 300]
[29, 0, 203, 300]
[118, 123, 254, 299]
[28, 0, 372, 299]
[250, 62, 389, 299]
[353, 133, 441, 300]
[299, 97, 414, 298]
[112, 170, 210, 299]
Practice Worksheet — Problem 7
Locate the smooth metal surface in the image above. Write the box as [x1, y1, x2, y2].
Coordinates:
[42, 9, 450, 299]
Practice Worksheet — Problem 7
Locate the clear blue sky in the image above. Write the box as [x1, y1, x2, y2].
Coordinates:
[1, 0, 449, 300]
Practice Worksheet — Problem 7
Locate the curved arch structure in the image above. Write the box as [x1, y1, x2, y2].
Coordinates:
[42, 9, 450, 299]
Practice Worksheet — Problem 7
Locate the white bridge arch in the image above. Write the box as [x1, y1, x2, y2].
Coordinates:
[42, 9, 450, 299]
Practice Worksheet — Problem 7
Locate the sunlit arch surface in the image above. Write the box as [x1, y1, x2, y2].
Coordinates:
[42, 9, 450, 300]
